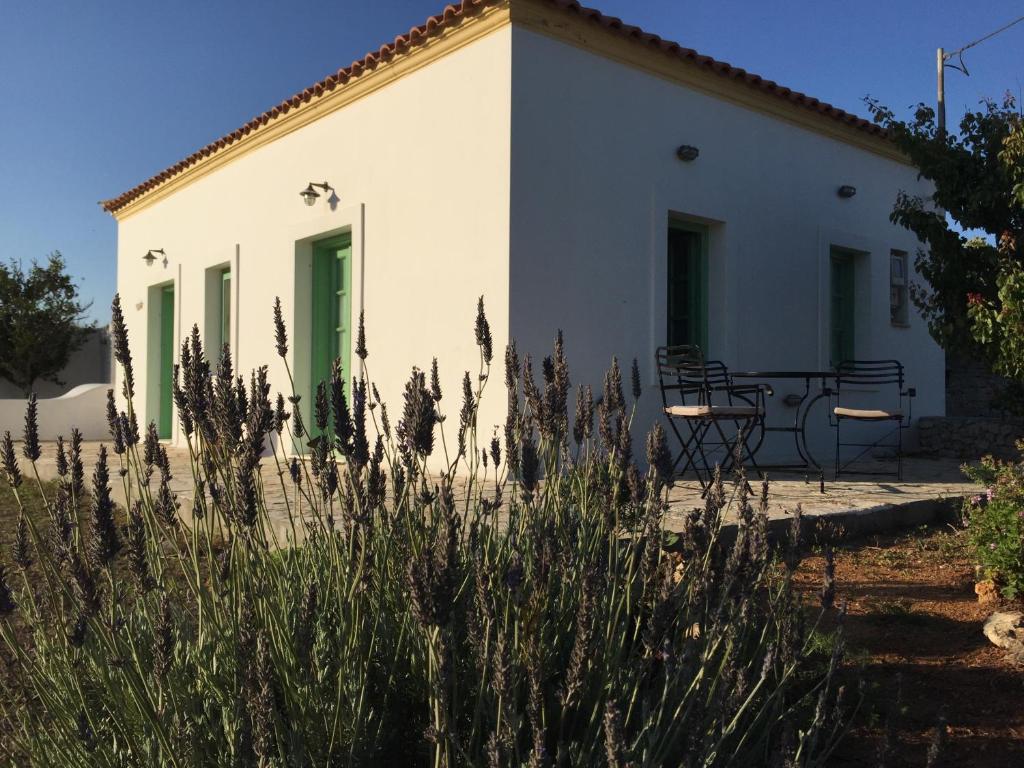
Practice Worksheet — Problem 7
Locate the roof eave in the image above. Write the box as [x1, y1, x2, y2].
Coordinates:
[102, 0, 905, 220]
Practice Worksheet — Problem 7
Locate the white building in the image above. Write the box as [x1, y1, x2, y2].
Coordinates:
[104, 0, 942, 468]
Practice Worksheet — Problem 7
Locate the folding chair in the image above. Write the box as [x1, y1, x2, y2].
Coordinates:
[830, 360, 915, 481]
[656, 345, 768, 491]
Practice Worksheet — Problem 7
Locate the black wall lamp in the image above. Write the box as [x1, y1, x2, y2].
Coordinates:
[837, 185, 857, 199]
[143, 248, 165, 266]
[300, 181, 335, 206]
[676, 144, 700, 162]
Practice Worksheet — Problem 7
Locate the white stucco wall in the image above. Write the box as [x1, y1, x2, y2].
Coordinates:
[115, 27, 513, 458]
[507, 26, 944, 466]
[114, 16, 945, 473]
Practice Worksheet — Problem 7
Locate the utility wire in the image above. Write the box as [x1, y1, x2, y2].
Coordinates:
[944, 14, 1024, 74]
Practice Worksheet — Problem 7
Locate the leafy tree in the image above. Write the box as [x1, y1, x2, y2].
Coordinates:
[969, 115, 1024, 380]
[0, 252, 93, 395]
[867, 94, 1024, 404]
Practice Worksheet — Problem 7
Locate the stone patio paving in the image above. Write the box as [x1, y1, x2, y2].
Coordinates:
[19, 442, 975, 538]
[667, 456, 973, 519]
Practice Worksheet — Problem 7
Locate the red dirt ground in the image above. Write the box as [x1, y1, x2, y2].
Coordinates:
[795, 526, 1024, 767]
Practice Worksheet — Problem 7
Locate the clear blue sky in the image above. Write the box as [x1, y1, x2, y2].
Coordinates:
[2, 0, 1021, 325]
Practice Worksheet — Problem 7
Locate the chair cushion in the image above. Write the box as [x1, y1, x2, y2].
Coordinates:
[665, 405, 760, 418]
[665, 405, 711, 417]
[834, 406, 903, 420]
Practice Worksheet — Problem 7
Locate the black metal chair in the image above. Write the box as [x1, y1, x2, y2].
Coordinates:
[656, 345, 770, 491]
[829, 360, 915, 481]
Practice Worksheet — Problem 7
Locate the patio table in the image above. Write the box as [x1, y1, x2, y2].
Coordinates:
[729, 371, 838, 490]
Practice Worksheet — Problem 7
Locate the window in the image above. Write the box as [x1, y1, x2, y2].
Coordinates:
[890, 250, 909, 326]
[205, 265, 232, 355]
[667, 221, 708, 350]
[220, 268, 232, 347]
[830, 249, 856, 366]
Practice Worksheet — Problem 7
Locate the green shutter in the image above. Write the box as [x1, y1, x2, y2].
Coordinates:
[667, 222, 708, 350]
[830, 252, 855, 366]
[310, 235, 352, 435]
[159, 285, 174, 438]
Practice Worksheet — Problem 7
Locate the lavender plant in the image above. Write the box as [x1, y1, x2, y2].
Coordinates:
[0, 295, 851, 766]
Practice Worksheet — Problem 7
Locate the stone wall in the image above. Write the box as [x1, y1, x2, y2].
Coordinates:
[945, 352, 1014, 418]
[919, 351, 1024, 461]
[918, 416, 1024, 461]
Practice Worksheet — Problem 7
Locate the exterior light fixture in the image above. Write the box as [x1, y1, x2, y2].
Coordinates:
[676, 145, 700, 162]
[300, 181, 335, 206]
[837, 185, 857, 199]
[143, 248, 165, 266]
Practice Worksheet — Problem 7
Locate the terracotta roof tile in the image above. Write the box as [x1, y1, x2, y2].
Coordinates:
[101, 0, 888, 214]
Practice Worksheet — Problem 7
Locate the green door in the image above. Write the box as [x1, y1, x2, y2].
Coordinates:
[667, 222, 708, 350]
[830, 251, 855, 367]
[310, 235, 352, 432]
[158, 285, 175, 438]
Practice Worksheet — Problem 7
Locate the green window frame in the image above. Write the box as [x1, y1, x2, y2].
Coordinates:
[667, 220, 709, 351]
[158, 284, 175, 439]
[890, 250, 909, 326]
[310, 234, 352, 434]
[830, 250, 856, 367]
[220, 268, 232, 350]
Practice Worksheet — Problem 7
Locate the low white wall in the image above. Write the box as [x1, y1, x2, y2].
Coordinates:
[0, 328, 112, 399]
[0, 384, 110, 441]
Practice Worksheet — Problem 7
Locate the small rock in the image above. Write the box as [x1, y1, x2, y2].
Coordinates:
[983, 611, 1024, 665]
[975, 579, 1000, 605]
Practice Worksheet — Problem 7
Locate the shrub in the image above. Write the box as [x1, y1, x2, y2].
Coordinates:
[964, 450, 1024, 599]
[0, 295, 851, 766]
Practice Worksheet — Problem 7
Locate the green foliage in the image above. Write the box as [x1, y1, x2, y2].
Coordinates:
[968, 258, 1024, 379]
[0, 252, 92, 395]
[866, 96, 1023, 367]
[0, 297, 853, 767]
[963, 452, 1024, 599]
[1006, 116, 1024, 207]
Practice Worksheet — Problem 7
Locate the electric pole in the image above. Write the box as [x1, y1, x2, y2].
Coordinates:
[936, 15, 1024, 139]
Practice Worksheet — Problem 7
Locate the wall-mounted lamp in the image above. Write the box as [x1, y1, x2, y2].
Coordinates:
[143, 248, 165, 266]
[300, 181, 335, 207]
[837, 185, 857, 199]
[676, 145, 700, 162]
